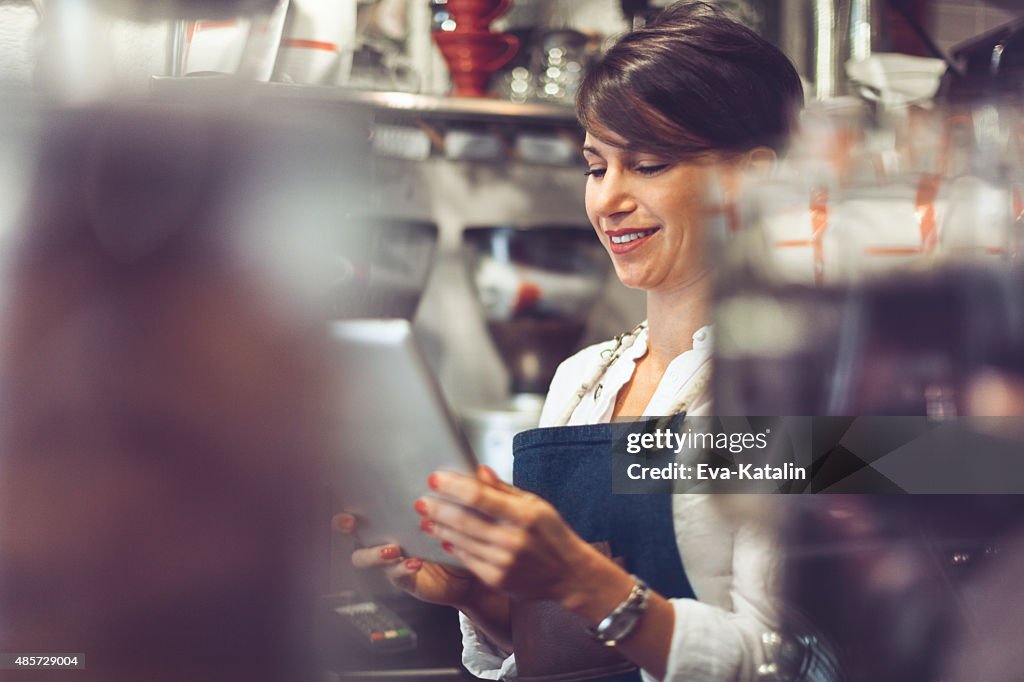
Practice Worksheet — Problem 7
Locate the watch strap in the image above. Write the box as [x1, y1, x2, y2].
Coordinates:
[587, 575, 651, 647]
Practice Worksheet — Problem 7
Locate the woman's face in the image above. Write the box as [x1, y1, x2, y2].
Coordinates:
[583, 131, 720, 293]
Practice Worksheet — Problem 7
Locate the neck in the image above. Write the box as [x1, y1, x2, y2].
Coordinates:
[644, 271, 712, 370]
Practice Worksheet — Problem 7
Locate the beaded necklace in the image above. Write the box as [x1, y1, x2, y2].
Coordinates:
[554, 321, 713, 426]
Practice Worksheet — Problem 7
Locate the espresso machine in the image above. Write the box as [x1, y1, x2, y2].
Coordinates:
[458, 225, 611, 480]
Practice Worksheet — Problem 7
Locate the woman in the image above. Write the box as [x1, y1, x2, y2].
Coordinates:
[339, 3, 803, 680]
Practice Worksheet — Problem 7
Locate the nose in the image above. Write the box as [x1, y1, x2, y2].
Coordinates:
[588, 169, 637, 220]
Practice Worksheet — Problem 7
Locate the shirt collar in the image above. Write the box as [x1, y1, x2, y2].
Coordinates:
[692, 325, 713, 351]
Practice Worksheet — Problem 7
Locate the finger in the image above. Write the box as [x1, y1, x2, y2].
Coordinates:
[419, 497, 521, 548]
[431, 520, 514, 567]
[383, 558, 425, 583]
[332, 513, 358, 535]
[476, 464, 512, 491]
[352, 544, 403, 569]
[428, 471, 529, 523]
[450, 546, 505, 590]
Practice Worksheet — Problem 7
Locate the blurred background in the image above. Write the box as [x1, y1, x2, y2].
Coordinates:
[3, 0, 1024, 680]
[1, 0, 1020, 427]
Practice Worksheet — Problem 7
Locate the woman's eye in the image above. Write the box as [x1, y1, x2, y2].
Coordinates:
[635, 164, 669, 176]
[583, 168, 606, 178]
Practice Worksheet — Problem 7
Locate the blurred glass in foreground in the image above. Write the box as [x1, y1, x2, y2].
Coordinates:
[777, 495, 1024, 682]
[710, 97, 1024, 681]
[0, 93, 368, 680]
[714, 98, 1024, 418]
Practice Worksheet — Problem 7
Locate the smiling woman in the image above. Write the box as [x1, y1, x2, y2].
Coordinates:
[582, 140, 717, 294]
[338, 3, 804, 681]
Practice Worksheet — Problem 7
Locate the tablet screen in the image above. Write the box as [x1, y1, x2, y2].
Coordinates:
[329, 319, 476, 565]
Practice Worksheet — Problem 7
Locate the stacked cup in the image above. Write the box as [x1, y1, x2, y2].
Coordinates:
[433, 0, 519, 98]
[273, 0, 358, 85]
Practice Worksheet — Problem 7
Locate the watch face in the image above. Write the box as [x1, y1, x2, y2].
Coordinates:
[591, 577, 650, 645]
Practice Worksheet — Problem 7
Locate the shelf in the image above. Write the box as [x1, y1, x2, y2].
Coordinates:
[151, 77, 579, 127]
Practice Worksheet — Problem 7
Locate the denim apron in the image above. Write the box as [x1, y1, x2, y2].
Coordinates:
[509, 421, 697, 682]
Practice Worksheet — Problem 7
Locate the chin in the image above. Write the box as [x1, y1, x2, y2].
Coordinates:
[613, 269, 654, 291]
[610, 252, 668, 290]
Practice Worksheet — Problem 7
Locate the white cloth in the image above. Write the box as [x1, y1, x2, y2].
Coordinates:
[460, 325, 780, 681]
[541, 324, 713, 425]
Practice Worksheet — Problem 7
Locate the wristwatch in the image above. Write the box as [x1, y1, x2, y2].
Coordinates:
[588, 575, 651, 647]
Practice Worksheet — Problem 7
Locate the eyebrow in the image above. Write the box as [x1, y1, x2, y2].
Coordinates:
[582, 145, 667, 165]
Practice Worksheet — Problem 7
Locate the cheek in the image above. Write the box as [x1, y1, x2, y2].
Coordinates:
[661, 192, 705, 235]
[583, 189, 597, 227]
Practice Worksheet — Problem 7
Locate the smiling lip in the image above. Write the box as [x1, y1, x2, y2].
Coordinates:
[605, 227, 660, 254]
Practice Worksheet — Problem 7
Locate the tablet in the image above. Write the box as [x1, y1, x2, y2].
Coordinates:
[329, 319, 477, 565]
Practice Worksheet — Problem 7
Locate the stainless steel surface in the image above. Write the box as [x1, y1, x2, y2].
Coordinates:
[96, 0, 277, 20]
[167, 19, 188, 77]
[775, 0, 878, 98]
[810, 0, 875, 99]
[462, 225, 611, 395]
[848, 0, 872, 63]
[334, 218, 438, 320]
[151, 77, 578, 125]
[257, 82, 577, 124]
[812, 0, 838, 99]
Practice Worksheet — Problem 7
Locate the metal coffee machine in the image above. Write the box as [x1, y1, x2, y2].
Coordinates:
[459, 225, 611, 480]
[332, 217, 438, 320]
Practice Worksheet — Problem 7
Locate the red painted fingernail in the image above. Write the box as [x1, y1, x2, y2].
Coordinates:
[419, 518, 434, 534]
[338, 515, 355, 531]
[441, 541, 454, 553]
[414, 499, 429, 516]
[428, 473, 441, 490]
[405, 559, 423, 571]
[380, 546, 399, 560]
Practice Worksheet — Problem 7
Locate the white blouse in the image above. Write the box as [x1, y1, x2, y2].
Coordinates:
[540, 324, 713, 426]
[460, 326, 780, 682]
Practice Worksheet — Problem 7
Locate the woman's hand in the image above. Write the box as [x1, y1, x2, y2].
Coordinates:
[332, 504, 515, 650]
[421, 465, 676, 678]
[416, 465, 618, 612]
[331, 513, 480, 609]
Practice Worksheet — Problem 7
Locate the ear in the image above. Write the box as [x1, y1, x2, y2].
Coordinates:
[745, 146, 777, 173]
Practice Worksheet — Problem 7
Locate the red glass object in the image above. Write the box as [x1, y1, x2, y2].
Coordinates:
[444, 0, 512, 31]
[434, 30, 519, 97]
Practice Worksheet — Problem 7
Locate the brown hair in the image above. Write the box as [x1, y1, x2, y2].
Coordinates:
[577, 1, 804, 159]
